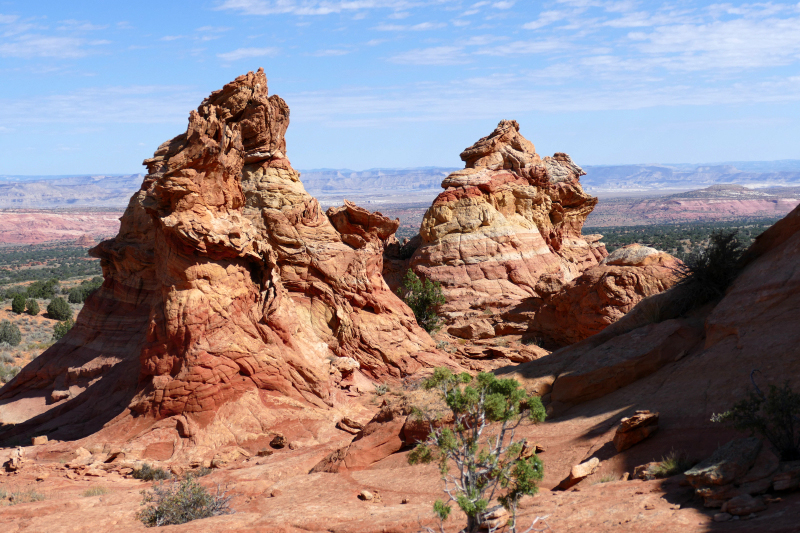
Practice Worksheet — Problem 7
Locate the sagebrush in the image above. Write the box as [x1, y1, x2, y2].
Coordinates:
[132, 463, 172, 482]
[0, 320, 21, 346]
[137, 477, 234, 527]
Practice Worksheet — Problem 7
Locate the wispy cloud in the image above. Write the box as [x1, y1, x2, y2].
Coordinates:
[0, 35, 101, 58]
[0, 85, 200, 126]
[56, 20, 108, 31]
[390, 46, 468, 65]
[314, 48, 351, 56]
[217, 0, 430, 16]
[217, 46, 280, 61]
[374, 22, 447, 31]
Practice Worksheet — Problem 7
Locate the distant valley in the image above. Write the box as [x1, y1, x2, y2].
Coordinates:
[1, 162, 800, 245]
[3, 159, 800, 209]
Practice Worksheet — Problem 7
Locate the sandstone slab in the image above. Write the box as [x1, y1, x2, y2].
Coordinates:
[685, 438, 762, 487]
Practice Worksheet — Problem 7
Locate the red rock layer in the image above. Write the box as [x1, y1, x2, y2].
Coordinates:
[521, 244, 682, 346]
[0, 70, 446, 446]
[408, 120, 606, 318]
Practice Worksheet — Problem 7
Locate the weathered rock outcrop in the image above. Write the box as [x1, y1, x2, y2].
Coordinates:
[516, 244, 682, 346]
[501, 201, 800, 420]
[0, 70, 450, 451]
[406, 120, 606, 321]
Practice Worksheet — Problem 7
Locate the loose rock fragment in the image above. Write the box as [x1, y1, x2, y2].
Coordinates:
[612, 410, 659, 452]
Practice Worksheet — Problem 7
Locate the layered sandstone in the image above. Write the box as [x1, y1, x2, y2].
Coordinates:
[520, 244, 682, 346]
[0, 70, 448, 452]
[407, 120, 606, 321]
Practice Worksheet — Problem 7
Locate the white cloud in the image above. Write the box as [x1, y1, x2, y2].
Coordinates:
[389, 11, 410, 19]
[217, 47, 280, 61]
[390, 46, 468, 65]
[0, 35, 96, 58]
[56, 20, 108, 31]
[0, 14, 19, 24]
[523, 10, 569, 29]
[314, 48, 351, 56]
[0, 85, 200, 126]
[374, 22, 447, 31]
[627, 15, 800, 71]
[476, 39, 566, 56]
[217, 0, 434, 16]
[160, 35, 183, 41]
[493, 1, 515, 9]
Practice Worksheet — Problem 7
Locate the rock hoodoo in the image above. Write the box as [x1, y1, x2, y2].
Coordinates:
[406, 120, 606, 322]
[0, 70, 448, 450]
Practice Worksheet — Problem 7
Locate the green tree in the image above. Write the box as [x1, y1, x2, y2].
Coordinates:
[397, 270, 446, 333]
[26, 278, 59, 299]
[675, 230, 744, 310]
[25, 299, 39, 316]
[11, 294, 26, 314]
[408, 368, 547, 533]
[68, 276, 103, 304]
[52, 318, 75, 341]
[0, 320, 22, 346]
[47, 297, 72, 321]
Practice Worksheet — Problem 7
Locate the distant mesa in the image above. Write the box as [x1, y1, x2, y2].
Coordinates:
[0, 69, 455, 457]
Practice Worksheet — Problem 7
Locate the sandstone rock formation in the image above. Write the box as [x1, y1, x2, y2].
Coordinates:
[0, 70, 451, 454]
[405, 120, 606, 324]
[515, 244, 682, 346]
[500, 200, 800, 421]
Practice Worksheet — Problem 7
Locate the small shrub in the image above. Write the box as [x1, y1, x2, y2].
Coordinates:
[0, 321, 21, 346]
[188, 467, 212, 478]
[82, 486, 109, 497]
[408, 368, 547, 533]
[52, 318, 75, 341]
[0, 353, 13, 364]
[132, 463, 172, 482]
[47, 297, 72, 321]
[374, 383, 390, 396]
[25, 299, 39, 316]
[712, 376, 800, 461]
[397, 270, 445, 333]
[4, 488, 46, 505]
[0, 364, 21, 383]
[593, 474, 617, 484]
[11, 294, 25, 314]
[648, 450, 693, 478]
[522, 336, 543, 347]
[136, 477, 234, 527]
[675, 230, 744, 311]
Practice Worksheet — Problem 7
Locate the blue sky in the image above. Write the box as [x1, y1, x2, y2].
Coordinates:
[1, 1, 799, 174]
